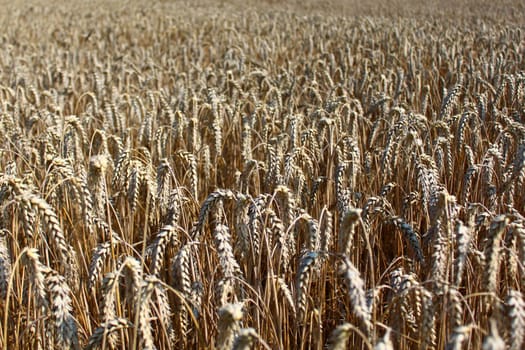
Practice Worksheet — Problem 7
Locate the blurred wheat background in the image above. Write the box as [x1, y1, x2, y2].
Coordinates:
[0, 0, 524, 349]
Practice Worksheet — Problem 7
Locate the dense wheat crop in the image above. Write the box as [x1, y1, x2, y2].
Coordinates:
[0, 0, 524, 348]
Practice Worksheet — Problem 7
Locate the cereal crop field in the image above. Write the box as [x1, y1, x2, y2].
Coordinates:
[0, 0, 524, 349]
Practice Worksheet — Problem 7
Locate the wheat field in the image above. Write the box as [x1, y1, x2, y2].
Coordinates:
[0, 0, 524, 349]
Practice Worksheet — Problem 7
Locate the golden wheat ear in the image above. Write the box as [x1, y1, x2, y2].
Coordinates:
[0, 229, 12, 300]
[216, 302, 244, 350]
[85, 318, 132, 350]
[505, 290, 525, 350]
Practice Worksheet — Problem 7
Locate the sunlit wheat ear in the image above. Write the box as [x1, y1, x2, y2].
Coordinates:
[0, 229, 11, 299]
[319, 208, 333, 255]
[483, 319, 505, 350]
[190, 281, 204, 322]
[91, 129, 108, 157]
[275, 277, 296, 316]
[391, 275, 420, 337]
[208, 89, 223, 158]
[122, 257, 143, 311]
[454, 219, 472, 287]
[213, 222, 242, 279]
[45, 157, 84, 211]
[447, 286, 463, 331]
[335, 162, 350, 214]
[476, 92, 487, 121]
[88, 154, 109, 219]
[460, 165, 477, 205]
[156, 158, 172, 213]
[340, 257, 371, 334]
[241, 115, 254, 163]
[88, 237, 122, 292]
[247, 194, 269, 260]
[233, 194, 250, 263]
[380, 125, 397, 177]
[232, 328, 260, 350]
[138, 110, 153, 148]
[45, 269, 80, 350]
[325, 323, 352, 350]
[339, 208, 361, 258]
[264, 142, 281, 190]
[187, 114, 201, 155]
[439, 83, 462, 120]
[446, 325, 473, 350]
[85, 318, 132, 350]
[296, 211, 320, 253]
[216, 302, 244, 350]
[274, 185, 297, 234]
[512, 221, 525, 290]
[264, 207, 289, 272]
[158, 93, 178, 142]
[216, 277, 236, 307]
[21, 248, 49, 309]
[415, 155, 439, 216]
[505, 290, 525, 350]
[153, 282, 176, 347]
[493, 75, 509, 105]
[456, 111, 470, 151]
[420, 288, 436, 350]
[308, 176, 326, 209]
[148, 224, 178, 277]
[76, 164, 96, 229]
[390, 216, 424, 262]
[195, 189, 236, 239]
[101, 129, 121, 165]
[296, 251, 318, 322]
[138, 276, 157, 350]
[239, 159, 262, 194]
[99, 273, 119, 347]
[177, 151, 198, 200]
[504, 223, 520, 288]
[16, 194, 37, 240]
[63, 123, 84, 163]
[112, 148, 130, 192]
[171, 243, 194, 337]
[126, 160, 142, 213]
[484, 215, 509, 297]
[374, 328, 393, 350]
[10, 182, 77, 286]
